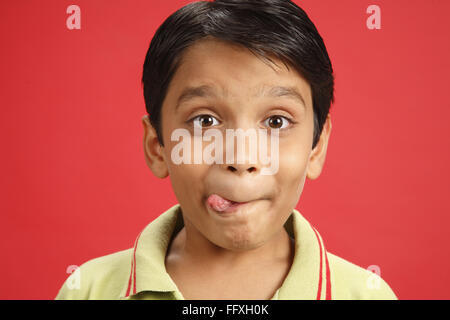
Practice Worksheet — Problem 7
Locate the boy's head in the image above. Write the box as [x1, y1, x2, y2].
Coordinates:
[142, 0, 334, 251]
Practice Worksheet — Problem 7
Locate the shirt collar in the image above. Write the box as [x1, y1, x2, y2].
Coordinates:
[120, 203, 331, 300]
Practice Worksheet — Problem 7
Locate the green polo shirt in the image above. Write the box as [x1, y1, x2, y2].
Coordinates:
[55, 204, 397, 300]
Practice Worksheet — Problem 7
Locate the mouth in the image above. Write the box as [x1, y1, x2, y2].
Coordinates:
[206, 193, 257, 214]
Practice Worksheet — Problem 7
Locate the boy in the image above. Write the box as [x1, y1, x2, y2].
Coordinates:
[56, 0, 397, 300]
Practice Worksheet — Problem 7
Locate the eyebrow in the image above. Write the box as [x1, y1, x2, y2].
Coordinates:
[175, 85, 218, 110]
[175, 84, 306, 110]
[264, 85, 306, 108]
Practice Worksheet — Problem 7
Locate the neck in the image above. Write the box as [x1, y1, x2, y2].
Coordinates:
[168, 216, 294, 272]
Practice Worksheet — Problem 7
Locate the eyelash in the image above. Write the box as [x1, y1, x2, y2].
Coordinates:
[186, 113, 295, 130]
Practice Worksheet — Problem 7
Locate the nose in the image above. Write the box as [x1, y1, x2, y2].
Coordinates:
[216, 124, 267, 176]
[226, 163, 258, 174]
[220, 137, 262, 175]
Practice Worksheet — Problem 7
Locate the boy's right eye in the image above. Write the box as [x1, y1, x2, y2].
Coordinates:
[189, 114, 220, 128]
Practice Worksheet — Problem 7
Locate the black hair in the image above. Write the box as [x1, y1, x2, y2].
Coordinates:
[142, 0, 334, 149]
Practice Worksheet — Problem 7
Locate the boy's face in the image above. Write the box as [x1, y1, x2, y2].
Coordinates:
[143, 38, 331, 251]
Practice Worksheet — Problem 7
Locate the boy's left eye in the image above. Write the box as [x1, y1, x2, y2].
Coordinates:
[263, 115, 292, 129]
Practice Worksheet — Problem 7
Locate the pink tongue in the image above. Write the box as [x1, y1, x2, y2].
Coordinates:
[207, 194, 233, 212]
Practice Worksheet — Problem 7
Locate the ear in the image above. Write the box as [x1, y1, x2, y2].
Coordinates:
[142, 115, 169, 178]
[306, 113, 332, 180]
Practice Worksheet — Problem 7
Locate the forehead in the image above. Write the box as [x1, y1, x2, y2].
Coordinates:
[167, 38, 312, 106]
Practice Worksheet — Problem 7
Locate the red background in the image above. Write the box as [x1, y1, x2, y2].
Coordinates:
[1, 0, 449, 300]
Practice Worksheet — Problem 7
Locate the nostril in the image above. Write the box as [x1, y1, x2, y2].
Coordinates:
[227, 166, 257, 173]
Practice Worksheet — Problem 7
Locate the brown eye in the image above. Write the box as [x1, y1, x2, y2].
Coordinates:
[264, 115, 290, 129]
[192, 114, 219, 128]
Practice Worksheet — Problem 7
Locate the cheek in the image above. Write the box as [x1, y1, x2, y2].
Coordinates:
[276, 135, 310, 200]
[167, 162, 207, 203]
[280, 144, 309, 175]
[161, 137, 204, 201]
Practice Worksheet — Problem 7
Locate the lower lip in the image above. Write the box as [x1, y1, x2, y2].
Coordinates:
[206, 200, 253, 215]
[221, 201, 250, 213]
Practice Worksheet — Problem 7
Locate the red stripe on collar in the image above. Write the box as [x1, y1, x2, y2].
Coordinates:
[125, 255, 133, 297]
[125, 230, 143, 297]
[311, 226, 324, 299]
[311, 225, 332, 300]
[325, 244, 331, 300]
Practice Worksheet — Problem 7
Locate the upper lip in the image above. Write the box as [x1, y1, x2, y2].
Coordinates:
[204, 172, 271, 204]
